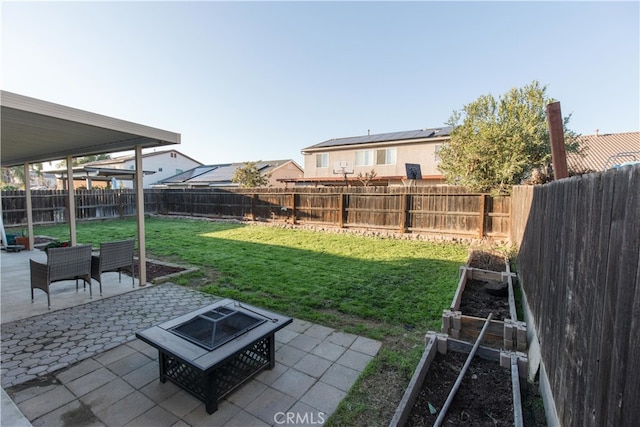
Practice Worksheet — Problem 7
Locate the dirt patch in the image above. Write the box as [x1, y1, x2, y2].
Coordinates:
[407, 351, 513, 426]
[468, 250, 507, 272]
[133, 260, 186, 282]
[459, 279, 511, 321]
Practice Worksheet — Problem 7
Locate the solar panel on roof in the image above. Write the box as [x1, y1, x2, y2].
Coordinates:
[306, 126, 453, 150]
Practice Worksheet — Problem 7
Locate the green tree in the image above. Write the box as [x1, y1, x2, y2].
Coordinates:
[1, 164, 44, 189]
[56, 154, 111, 168]
[231, 161, 271, 188]
[438, 81, 580, 193]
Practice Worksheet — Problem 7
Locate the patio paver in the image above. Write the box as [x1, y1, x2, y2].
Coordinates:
[1, 258, 382, 427]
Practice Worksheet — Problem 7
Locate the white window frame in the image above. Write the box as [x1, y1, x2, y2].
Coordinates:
[375, 148, 397, 165]
[316, 153, 329, 168]
[355, 150, 374, 166]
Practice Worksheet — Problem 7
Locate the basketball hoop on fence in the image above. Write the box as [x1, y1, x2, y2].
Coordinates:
[403, 163, 422, 188]
[401, 179, 415, 188]
[333, 161, 354, 187]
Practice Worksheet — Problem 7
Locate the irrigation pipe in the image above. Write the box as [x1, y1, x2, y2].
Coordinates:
[433, 312, 494, 427]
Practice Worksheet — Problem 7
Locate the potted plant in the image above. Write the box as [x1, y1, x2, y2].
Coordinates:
[15, 230, 31, 250]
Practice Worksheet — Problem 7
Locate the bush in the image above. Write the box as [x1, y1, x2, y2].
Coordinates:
[43, 240, 70, 252]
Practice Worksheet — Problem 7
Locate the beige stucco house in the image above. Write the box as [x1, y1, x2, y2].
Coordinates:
[294, 127, 452, 186]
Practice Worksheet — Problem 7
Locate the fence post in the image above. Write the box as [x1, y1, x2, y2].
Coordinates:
[400, 191, 408, 233]
[290, 193, 297, 224]
[338, 193, 345, 228]
[478, 194, 486, 238]
[251, 193, 256, 221]
[116, 190, 122, 219]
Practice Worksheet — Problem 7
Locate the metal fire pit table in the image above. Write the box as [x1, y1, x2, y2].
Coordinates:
[136, 299, 292, 414]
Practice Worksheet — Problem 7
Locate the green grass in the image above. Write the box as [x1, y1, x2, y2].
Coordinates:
[34, 217, 469, 425]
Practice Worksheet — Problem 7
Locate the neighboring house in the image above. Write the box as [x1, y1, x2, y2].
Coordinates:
[153, 160, 304, 188]
[43, 166, 158, 190]
[567, 130, 640, 172]
[83, 149, 202, 189]
[295, 126, 452, 186]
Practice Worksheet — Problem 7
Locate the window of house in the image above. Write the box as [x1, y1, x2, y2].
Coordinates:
[376, 148, 396, 165]
[355, 150, 374, 166]
[158, 167, 163, 172]
[316, 153, 329, 168]
[434, 144, 442, 163]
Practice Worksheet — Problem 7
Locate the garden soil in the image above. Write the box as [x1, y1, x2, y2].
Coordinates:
[407, 350, 513, 426]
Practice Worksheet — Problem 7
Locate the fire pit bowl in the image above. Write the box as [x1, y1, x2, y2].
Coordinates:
[136, 299, 292, 414]
[169, 307, 266, 351]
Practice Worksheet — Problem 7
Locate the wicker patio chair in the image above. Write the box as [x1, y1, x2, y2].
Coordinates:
[91, 239, 135, 295]
[30, 244, 93, 309]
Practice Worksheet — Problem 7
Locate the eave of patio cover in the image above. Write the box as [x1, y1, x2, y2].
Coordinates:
[0, 91, 181, 286]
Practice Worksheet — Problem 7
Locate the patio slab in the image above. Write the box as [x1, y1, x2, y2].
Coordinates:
[1, 250, 382, 426]
[4, 320, 380, 427]
[1, 248, 141, 324]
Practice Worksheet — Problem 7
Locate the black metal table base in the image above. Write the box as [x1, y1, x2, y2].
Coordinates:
[158, 333, 275, 414]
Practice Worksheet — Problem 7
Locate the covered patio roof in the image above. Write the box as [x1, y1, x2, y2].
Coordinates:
[1, 90, 181, 285]
[1, 91, 180, 167]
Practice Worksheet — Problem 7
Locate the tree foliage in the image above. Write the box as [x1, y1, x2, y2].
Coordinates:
[1, 164, 44, 189]
[56, 154, 111, 168]
[437, 81, 580, 193]
[231, 161, 271, 188]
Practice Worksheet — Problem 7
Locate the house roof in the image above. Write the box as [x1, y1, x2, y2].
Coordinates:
[45, 166, 157, 181]
[1, 91, 180, 167]
[302, 126, 452, 152]
[567, 131, 640, 172]
[84, 149, 202, 167]
[155, 160, 299, 187]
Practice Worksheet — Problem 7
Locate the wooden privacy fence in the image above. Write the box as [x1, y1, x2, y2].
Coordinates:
[516, 164, 640, 426]
[158, 187, 510, 239]
[2, 187, 511, 240]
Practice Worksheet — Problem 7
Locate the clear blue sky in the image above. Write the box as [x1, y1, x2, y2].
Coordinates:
[2, 1, 639, 167]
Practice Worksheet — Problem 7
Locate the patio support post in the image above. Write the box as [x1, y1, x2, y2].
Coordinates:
[66, 156, 77, 246]
[135, 145, 147, 286]
[24, 162, 34, 250]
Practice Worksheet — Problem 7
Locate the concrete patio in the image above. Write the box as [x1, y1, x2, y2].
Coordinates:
[1, 248, 381, 426]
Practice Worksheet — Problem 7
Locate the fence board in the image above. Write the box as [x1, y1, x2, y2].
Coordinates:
[515, 164, 640, 427]
[605, 166, 639, 426]
[2, 187, 511, 240]
[622, 253, 640, 426]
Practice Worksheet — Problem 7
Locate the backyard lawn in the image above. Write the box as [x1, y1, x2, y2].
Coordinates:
[33, 216, 469, 426]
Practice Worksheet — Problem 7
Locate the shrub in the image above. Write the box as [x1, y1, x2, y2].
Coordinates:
[44, 240, 70, 252]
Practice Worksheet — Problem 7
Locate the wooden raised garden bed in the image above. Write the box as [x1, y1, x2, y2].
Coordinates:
[442, 252, 527, 351]
[390, 332, 527, 427]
